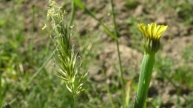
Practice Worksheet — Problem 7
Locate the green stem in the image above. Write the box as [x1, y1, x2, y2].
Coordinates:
[73, 0, 117, 40]
[27, 50, 56, 86]
[134, 52, 155, 108]
[69, 1, 76, 28]
[0, 72, 2, 107]
[0, 45, 2, 107]
[73, 94, 77, 108]
[110, 0, 125, 107]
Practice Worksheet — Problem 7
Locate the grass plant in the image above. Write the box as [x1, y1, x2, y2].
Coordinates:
[46, 0, 87, 107]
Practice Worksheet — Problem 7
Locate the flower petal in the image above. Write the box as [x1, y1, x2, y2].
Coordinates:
[137, 23, 168, 40]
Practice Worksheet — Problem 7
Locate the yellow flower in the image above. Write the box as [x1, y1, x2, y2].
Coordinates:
[137, 23, 168, 40]
[137, 23, 168, 53]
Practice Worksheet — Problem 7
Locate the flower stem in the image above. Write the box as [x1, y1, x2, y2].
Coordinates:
[134, 52, 155, 108]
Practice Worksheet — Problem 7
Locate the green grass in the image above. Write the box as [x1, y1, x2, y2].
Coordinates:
[1, 0, 193, 107]
[0, 0, 74, 107]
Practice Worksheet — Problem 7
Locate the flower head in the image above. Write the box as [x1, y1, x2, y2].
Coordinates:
[137, 23, 168, 53]
[137, 23, 168, 40]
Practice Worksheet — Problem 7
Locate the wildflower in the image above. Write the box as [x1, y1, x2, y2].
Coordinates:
[134, 23, 168, 107]
[137, 23, 168, 53]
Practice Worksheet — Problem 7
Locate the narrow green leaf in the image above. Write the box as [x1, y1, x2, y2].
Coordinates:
[73, 0, 84, 10]
[73, 0, 117, 40]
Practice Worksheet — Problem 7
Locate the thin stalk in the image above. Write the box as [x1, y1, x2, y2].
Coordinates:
[69, 2, 78, 107]
[0, 71, 2, 108]
[73, 0, 117, 40]
[73, 94, 77, 108]
[27, 50, 56, 86]
[69, 0, 76, 28]
[110, 0, 125, 107]
[73, 0, 125, 106]
[0, 45, 3, 107]
[134, 53, 155, 108]
[125, 81, 131, 107]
